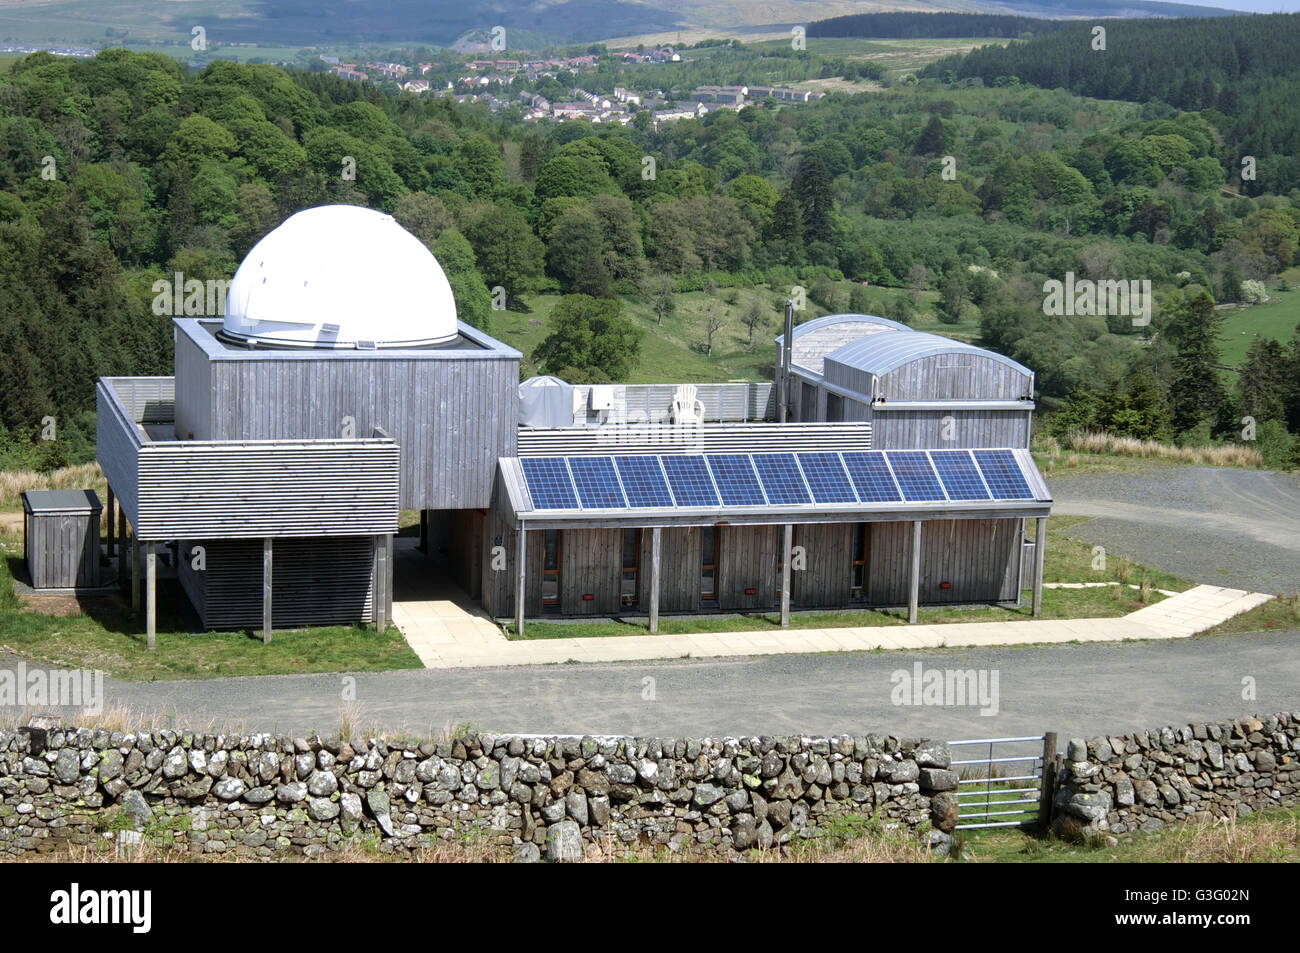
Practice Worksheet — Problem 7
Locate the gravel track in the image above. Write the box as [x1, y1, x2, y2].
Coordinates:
[1050, 465, 1300, 594]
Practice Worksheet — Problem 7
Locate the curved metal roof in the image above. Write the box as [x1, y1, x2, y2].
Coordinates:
[826, 330, 1033, 378]
[774, 312, 911, 346]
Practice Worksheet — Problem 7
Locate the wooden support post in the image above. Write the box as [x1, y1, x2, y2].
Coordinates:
[145, 542, 156, 651]
[262, 538, 273, 644]
[1038, 731, 1058, 832]
[780, 523, 793, 628]
[385, 532, 393, 625]
[419, 509, 429, 554]
[648, 527, 661, 634]
[907, 520, 921, 624]
[1032, 516, 1047, 618]
[131, 536, 141, 613]
[118, 509, 127, 590]
[374, 535, 388, 633]
[514, 525, 527, 638]
[105, 486, 115, 559]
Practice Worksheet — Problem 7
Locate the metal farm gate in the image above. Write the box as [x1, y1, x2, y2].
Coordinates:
[948, 733, 1057, 830]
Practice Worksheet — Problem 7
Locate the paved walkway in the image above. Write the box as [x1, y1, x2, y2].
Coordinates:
[390, 551, 1273, 669]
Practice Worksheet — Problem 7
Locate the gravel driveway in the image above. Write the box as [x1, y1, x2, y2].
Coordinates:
[1050, 465, 1300, 594]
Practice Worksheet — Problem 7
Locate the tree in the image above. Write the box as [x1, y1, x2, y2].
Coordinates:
[703, 303, 725, 356]
[908, 264, 929, 307]
[739, 296, 769, 347]
[1168, 292, 1227, 434]
[1237, 336, 1289, 425]
[642, 272, 676, 326]
[914, 114, 949, 156]
[463, 203, 544, 303]
[791, 155, 834, 246]
[533, 295, 643, 382]
[433, 228, 493, 333]
[393, 192, 453, 248]
[936, 260, 969, 325]
[546, 206, 611, 296]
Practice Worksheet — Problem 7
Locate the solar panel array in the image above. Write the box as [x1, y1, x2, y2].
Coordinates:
[521, 449, 1042, 511]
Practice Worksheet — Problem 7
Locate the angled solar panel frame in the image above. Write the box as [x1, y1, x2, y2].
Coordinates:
[516, 447, 1047, 514]
[797, 452, 858, 504]
[706, 453, 768, 507]
[751, 453, 813, 506]
[930, 449, 991, 502]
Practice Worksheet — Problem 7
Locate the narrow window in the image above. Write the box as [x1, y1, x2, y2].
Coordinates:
[621, 528, 640, 608]
[851, 522, 868, 598]
[542, 529, 561, 611]
[701, 525, 717, 604]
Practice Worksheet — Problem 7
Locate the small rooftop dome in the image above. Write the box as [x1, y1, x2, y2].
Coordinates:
[222, 205, 458, 349]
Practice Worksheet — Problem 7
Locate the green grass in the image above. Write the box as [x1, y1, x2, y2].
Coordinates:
[505, 515, 1186, 639]
[505, 282, 966, 385]
[0, 531, 423, 681]
[1200, 592, 1299, 636]
[954, 804, 1300, 863]
[1216, 284, 1300, 377]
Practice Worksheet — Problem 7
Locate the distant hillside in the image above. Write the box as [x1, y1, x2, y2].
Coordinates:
[922, 12, 1300, 193]
[809, 13, 1069, 39]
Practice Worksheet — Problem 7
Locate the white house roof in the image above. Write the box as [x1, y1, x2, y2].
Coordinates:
[222, 204, 458, 349]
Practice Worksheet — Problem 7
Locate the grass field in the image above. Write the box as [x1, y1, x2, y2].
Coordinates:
[1216, 284, 1300, 371]
[504, 281, 955, 383]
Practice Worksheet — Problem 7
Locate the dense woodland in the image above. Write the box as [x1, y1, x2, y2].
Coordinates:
[0, 15, 1298, 471]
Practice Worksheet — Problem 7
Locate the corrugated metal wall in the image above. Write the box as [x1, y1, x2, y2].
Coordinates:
[178, 537, 376, 630]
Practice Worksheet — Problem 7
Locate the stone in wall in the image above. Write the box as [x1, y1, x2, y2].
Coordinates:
[1051, 712, 1299, 841]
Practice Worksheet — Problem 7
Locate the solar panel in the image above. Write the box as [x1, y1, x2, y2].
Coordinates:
[661, 455, 719, 507]
[973, 449, 1036, 500]
[884, 451, 947, 502]
[521, 457, 578, 510]
[797, 452, 858, 504]
[706, 454, 767, 506]
[614, 456, 675, 508]
[752, 453, 812, 505]
[930, 450, 990, 501]
[567, 456, 627, 509]
[841, 452, 902, 503]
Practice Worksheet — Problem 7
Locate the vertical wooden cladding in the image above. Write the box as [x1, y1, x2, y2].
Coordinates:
[22, 494, 102, 590]
[716, 525, 779, 610]
[202, 352, 518, 511]
[172, 331, 211, 441]
[178, 537, 376, 630]
[870, 409, 1031, 449]
[561, 528, 622, 615]
[791, 523, 853, 607]
[642, 526, 700, 613]
[868, 519, 1021, 605]
[876, 354, 1029, 402]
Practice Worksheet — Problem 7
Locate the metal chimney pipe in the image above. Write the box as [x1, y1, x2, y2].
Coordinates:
[779, 299, 794, 423]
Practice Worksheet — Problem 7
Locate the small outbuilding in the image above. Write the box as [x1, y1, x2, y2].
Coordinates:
[21, 489, 103, 590]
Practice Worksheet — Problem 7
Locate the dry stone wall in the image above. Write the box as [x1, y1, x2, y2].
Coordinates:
[1052, 711, 1299, 839]
[0, 726, 962, 861]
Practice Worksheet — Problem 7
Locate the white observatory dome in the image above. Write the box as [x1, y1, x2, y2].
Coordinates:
[222, 205, 459, 349]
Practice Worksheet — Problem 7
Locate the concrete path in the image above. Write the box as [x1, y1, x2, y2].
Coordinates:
[391, 580, 1273, 670]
